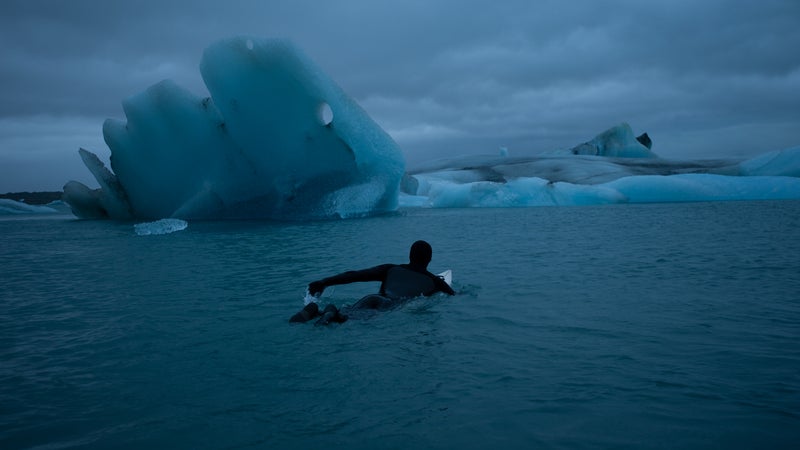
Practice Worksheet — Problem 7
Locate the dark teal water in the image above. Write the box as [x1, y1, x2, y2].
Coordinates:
[2, 202, 800, 449]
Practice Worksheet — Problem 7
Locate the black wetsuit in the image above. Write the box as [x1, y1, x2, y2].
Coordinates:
[291, 263, 454, 324]
[319, 263, 455, 306]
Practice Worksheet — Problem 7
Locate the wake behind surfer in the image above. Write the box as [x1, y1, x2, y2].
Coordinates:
[290, 240, 455, 325]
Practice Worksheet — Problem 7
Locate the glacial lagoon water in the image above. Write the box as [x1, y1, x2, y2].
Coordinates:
[2, 201, 799, 449]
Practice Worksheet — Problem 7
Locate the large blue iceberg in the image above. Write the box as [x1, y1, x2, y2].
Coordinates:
[64, 37, 404, 220]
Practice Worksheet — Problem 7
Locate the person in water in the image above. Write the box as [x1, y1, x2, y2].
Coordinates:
[290, 240, 455, 325]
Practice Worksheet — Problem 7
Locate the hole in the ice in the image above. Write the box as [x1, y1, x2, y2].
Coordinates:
[318, 102, 333, 126]
[246, 39, 254, 50]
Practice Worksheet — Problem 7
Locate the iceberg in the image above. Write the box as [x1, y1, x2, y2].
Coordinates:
[64, 37, 404, 220]
[401, 126, 800, 208]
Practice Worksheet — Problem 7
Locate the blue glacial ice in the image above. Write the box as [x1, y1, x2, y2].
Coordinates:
[134, 218, 189, 236]
[401, 125, 800, 208]
[61, 37, 800, 219]
[64, 37, 404, 220]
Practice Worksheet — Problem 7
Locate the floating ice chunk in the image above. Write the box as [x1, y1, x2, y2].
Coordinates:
[400, 169, 800, 208]
[134, 218, 188, 236]
[403, 138, 800, 207]
[65, 37, 404, 220]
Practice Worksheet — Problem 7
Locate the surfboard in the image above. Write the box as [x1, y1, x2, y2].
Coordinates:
[438, 269, 452, 286]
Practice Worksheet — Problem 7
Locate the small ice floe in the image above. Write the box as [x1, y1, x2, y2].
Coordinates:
[134, 218, 188, 236]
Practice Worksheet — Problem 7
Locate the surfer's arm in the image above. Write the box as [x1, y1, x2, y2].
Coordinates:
[309, 264, 393, 295]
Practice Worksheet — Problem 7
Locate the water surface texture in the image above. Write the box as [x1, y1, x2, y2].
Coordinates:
[2, 201, 799, 449]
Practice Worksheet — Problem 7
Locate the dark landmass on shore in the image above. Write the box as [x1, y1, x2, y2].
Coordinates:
[1, 191, 64, 205]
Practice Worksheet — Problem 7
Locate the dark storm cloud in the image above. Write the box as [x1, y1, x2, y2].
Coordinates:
[315, 0, 800, 161]
[1, 0, 799, 191]
[0, 0, 211, 117]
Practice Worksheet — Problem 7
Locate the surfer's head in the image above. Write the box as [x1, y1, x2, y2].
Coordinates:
[409, 240, 432, 268]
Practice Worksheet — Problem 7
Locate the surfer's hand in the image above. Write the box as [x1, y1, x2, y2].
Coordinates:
[308, 281, 325, 297]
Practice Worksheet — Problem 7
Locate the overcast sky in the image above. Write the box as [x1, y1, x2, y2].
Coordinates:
[1, 0, 799, 192]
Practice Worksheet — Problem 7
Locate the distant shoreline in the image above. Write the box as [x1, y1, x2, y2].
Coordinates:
[0, 191, 63, 205]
